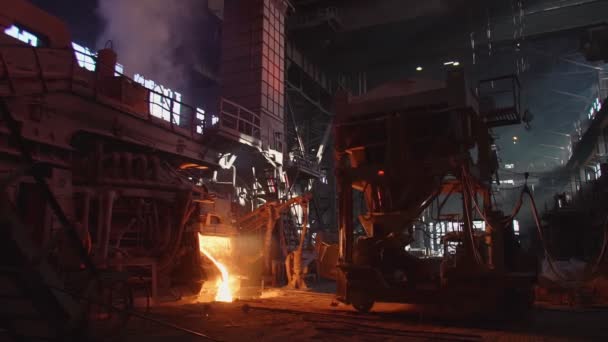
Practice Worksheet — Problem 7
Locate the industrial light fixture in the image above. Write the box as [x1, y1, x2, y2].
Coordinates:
[443, 61, 454, 65]
[416, 66, 423, 71]
[453, 61, 460, 66]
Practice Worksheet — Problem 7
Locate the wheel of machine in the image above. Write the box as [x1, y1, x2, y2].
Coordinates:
[350, 291, 375, 313]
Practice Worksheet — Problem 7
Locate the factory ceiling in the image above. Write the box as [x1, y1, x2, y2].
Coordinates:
[289, 0, 607, 70]
[289, 0, 608, 174]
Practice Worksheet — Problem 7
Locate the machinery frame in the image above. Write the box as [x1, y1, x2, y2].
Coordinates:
[333, 70, 535, 313]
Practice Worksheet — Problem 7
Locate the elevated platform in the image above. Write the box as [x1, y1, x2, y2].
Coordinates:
[0, 43, 222, 165]
[0, 42, 279, 167]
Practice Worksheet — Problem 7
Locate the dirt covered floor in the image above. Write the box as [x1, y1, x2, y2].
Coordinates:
[123, 286, 608, 342]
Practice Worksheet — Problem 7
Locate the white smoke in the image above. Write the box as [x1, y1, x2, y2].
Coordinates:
[96, 0, 202, 89]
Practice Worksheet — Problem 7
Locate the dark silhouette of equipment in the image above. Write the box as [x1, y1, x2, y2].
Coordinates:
[334, 69, 536, 313]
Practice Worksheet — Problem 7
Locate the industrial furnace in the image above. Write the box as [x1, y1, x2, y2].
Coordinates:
[0, 1, 296, 339]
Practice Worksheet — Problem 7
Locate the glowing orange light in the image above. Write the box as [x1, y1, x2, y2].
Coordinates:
[197, 233, 234, 302]
[179, 163, 208, 170]
[377, 170, 385, 176]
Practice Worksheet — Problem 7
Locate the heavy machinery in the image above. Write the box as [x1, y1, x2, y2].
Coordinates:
[0, 1, 288, 339]
[0, 5, 222, 340]
[334, 69, 537, 313]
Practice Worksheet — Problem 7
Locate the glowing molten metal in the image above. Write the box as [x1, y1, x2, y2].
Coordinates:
[198, 233, 234, 302]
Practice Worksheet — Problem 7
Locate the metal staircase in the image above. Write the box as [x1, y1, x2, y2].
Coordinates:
[236, 195, 308, 235]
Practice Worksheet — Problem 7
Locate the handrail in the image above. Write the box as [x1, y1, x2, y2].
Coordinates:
[219, 97, 261, 140]
[0, 43, 267, 146]
[0, 44, 210, 142]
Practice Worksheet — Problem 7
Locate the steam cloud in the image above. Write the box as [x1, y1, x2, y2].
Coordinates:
[96, 0, 203, 89]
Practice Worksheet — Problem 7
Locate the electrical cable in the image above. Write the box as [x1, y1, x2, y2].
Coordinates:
[525, 185, 575, 282]
[491, 169, 608, 281]
[461, 169, 494, 230]
[463, 166, 570, 280]
[526, 186, 608, 279]
[503, 186, 525, 223]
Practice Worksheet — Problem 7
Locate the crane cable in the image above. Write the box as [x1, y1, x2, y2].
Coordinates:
[460, 170, 486, 266]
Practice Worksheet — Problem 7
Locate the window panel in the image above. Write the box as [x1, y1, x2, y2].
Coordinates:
[4, 25, 39, 47]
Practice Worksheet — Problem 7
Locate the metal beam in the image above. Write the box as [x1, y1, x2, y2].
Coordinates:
[488, 0, 608, 42]
[286, 94, 306, 154]
[291, 0, 446, 32]
[286, 81, 332, 116]
[313, 0, 608, 72]
[524, 46, 603, 70]
[552, 90, 591, 102]
[286, 41, 335, 93]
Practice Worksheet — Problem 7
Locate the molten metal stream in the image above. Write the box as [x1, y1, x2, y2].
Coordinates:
[198, 233, 233, 302]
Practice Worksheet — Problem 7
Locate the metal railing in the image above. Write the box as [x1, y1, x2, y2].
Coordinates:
[290, 6, 342, 29]
[287, 151, 322, 176]
[219, 97, 261, 141]
[0, 44, 212, 141]
[478, 74, 522, 127]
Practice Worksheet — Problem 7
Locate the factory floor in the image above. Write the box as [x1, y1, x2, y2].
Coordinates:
[122, 285, 608, 342]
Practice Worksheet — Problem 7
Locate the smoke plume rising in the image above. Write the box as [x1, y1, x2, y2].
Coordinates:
[96, 0, 203, 89]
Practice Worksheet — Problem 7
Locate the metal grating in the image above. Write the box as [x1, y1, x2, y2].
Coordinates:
[478, 75, 522, 127]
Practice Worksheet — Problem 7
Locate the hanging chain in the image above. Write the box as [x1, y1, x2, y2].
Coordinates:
[486, 8, 493, 58]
